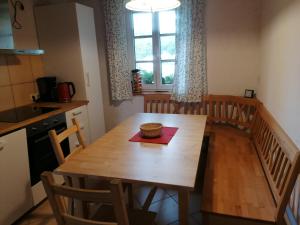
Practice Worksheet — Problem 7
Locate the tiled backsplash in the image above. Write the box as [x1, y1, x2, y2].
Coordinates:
[0, 55, 44, 111]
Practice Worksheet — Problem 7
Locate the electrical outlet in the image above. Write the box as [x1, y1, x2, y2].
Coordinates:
[30, 93, 40, 102]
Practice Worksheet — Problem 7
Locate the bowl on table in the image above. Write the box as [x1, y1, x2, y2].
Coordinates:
[140, 123, 163, 138]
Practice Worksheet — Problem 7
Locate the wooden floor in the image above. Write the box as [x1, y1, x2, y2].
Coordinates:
[201, 125, 276, 223]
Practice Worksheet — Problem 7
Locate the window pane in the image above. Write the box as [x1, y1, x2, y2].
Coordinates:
[136, 63, 154, 84]
[161, 62, 175, 84]
[160, 36, 175, 60]
[159, 11, 176, 34]
[133, 13, 152, 36]
[135, 38, 153, 61]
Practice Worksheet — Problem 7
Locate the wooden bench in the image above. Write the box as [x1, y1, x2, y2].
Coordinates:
[144, 94, 300, 225]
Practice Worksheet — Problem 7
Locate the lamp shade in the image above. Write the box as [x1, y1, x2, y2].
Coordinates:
[125, 0, 181, 12]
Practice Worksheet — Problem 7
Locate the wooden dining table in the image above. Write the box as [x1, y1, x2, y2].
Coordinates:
[55, 113, 207, 225]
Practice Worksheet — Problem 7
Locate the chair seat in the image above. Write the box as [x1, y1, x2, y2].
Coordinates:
[91, 205, 156, 225]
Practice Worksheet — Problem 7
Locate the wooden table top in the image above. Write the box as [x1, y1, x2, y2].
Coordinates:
[56, 113, 207, 190]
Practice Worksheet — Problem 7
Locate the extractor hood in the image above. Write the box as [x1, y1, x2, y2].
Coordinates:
[0, 0, 44, 55]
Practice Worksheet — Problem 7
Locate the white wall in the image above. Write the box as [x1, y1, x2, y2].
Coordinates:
[258, 0, 300, 148]
[9, 0, 39, 49]
[206, 0, 261, 96]
[32, 0, 263, 131]
[100, 0, 263, 130]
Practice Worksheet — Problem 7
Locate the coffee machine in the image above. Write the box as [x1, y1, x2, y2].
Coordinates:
[36, 77, 58, 102]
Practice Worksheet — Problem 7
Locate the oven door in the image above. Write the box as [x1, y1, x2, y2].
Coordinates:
[27, 123, 70, 186]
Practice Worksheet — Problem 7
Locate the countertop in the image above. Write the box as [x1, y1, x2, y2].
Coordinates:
[0, 100, 88, 136]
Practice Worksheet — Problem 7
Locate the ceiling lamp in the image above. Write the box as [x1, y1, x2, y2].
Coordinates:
[125, 0, 181, 12]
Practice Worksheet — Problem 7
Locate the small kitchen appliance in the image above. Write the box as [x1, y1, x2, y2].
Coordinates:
[57, 82, 76, 103]
[36, 77, 58, 102]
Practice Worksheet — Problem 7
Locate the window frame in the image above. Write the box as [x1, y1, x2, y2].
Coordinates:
[128, 10, 176, 91]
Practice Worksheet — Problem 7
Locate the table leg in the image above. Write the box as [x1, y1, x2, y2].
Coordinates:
[127, 183, 134, 209]
[71, 176, 88, 218]
[178, 190, 189, 225]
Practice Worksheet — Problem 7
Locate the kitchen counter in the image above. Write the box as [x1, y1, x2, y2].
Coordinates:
[0, 100, 88, 136]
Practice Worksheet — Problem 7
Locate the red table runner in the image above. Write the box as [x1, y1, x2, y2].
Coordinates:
[129, 127, 178, 145]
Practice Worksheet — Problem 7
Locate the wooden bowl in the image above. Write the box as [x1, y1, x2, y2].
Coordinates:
[140, 123, 163, 138]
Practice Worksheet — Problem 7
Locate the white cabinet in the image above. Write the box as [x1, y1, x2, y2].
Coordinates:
[0, 129, 33, 225]
[66, 105, 91, 151]
[35, 2, 106, 142]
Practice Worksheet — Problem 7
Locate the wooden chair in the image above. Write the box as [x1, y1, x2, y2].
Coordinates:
[49, 118, 134, 209]
[41, 171, 156, 225]
[143, 94, 174, 209]
[49, 118, 85, 165]
[144, 94, 173, 113]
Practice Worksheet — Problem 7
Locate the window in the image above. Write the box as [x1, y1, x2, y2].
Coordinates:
[131, 10, 176, 90]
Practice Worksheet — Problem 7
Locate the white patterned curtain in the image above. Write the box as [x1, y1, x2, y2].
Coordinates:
[171, 0, 208, 102]
[104, 0, 132, 101]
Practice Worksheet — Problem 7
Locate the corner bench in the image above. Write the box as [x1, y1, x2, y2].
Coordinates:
[144, 94, 300, 225]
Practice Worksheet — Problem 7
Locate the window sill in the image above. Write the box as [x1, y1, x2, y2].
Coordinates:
[133, 91, 171, 96]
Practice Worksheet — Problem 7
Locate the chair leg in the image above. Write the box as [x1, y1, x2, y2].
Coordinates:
[142, 186, 158, 211]
[127, 183, 134, 209]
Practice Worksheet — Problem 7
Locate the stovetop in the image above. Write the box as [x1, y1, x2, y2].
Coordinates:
[0, 105, 59, 123]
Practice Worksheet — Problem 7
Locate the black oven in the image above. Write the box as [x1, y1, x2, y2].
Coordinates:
[26, 113, 70, 186]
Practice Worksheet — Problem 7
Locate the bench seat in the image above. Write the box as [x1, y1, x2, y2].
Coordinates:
[201, 125, 276, 224]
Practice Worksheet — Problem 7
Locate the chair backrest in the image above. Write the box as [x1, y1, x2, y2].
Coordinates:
[252, 104, 300, 223]
[49, 118, 86, 165]
[144, 94, 173, 113]
[41, 171, 129, 225]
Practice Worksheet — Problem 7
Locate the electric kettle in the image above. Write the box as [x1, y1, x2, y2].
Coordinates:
[57, 82, 76, 103]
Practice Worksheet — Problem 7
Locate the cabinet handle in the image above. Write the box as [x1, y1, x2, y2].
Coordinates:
[0, 146, 4, 151]
[86, 72, 91, 87]
[72, 111, 82, 116]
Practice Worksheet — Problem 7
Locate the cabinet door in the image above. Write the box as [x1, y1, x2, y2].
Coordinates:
[66, 105, 91, 151]
[0, 129, 33, 225]
[76, 3, 106, 142]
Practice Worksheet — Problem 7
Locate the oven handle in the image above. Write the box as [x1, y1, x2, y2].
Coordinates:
[33, 133, 50, 144]
[31, 126, 67, 144]
[56, 126, 67, 134]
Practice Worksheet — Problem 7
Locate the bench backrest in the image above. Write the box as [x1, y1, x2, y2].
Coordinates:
[145, 94, 258, 129]
[252, 104, 300, 223]
[202, 95, 258, 128]
[144, 94, 174, 113]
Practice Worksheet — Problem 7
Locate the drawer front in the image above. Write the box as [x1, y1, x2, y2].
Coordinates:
[68, 119, 90, 151]
[66, 105, 88, 123]
[65, 106, 90, 150]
